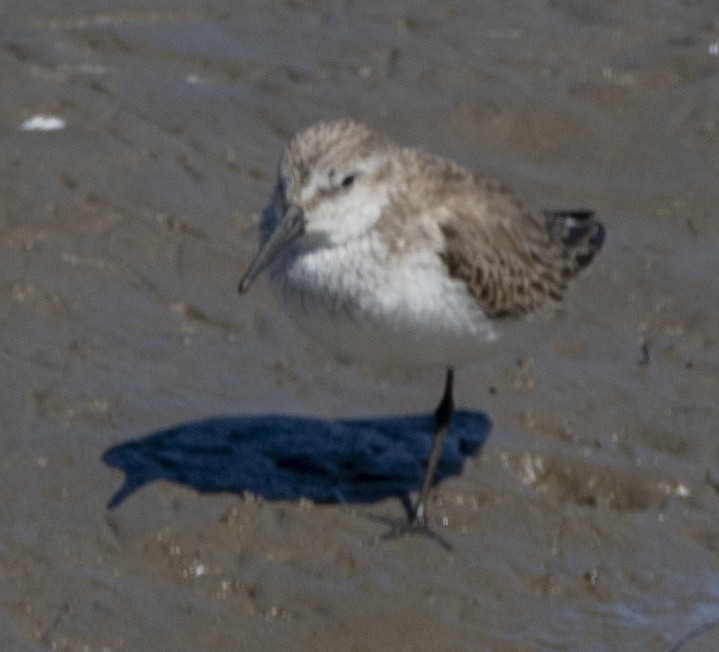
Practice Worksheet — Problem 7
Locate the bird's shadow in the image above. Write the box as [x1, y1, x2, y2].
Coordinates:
[102, 410, 491, 514]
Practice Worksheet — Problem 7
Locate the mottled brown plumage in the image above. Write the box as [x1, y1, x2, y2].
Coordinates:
[440, 202, 604, 318]
[372, 144, 604, 319]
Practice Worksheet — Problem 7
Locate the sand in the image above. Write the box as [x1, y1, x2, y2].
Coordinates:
[2, 1, 719, 650]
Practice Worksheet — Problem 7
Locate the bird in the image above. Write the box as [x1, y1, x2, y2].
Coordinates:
[238, 119, 605, 530]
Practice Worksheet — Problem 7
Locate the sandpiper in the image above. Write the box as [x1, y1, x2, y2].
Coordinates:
[238, 119, 604, 529]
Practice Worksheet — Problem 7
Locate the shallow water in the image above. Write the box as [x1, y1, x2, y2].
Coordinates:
[2, 1, 719, 650]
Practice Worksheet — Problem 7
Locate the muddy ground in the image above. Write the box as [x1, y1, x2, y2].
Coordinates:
[2, 1, 719, 650]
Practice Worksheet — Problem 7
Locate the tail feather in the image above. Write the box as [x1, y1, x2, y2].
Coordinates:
[543, 209, 605, 272]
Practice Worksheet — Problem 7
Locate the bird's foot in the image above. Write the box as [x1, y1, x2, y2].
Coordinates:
[371, 504, 452, 551]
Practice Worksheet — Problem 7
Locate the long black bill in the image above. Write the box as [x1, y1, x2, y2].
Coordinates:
[238, 204, 305, 294]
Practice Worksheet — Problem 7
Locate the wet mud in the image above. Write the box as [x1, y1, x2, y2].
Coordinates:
[2, 2, 719, 650]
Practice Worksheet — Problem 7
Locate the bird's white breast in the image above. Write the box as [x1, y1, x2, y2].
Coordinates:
[267, 231, 498, 368]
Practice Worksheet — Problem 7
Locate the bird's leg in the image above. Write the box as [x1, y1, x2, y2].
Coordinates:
[411, 367, 455, 527]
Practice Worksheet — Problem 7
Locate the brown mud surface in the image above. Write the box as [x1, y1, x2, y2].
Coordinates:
[2, 2, 719, 650]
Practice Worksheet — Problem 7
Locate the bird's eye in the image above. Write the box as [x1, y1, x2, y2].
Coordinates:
[341, 174, 356, 188]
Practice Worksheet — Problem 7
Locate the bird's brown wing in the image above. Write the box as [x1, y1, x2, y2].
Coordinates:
[439, 181, 604, 319]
